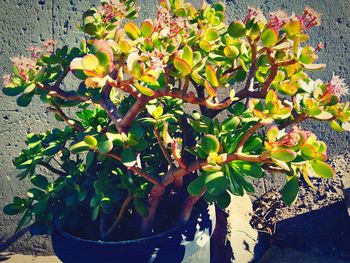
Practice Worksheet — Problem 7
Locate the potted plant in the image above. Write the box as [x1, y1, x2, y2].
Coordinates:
[2, 0, 349, 262]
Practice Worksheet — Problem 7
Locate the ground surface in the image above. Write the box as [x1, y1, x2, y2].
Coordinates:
[253, 154, 350, 262]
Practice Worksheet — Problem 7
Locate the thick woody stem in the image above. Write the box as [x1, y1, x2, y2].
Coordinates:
[244, 39, 258, 93]
[100, 85, 124, 133]
[262, 49, 278, 95]
[278, 112, 308, 129]
[178, 189, 206, 224]
[0, 226, 30, 252]
[103, 194, 133, 239]
[118, 97, 150, 133]
[141, 185, 165, 236]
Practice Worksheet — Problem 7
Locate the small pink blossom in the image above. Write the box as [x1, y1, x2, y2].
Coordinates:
[244, 6, 266, 24]
[275, 126, 313, 148]
[154, 6, 188, 38]
[10, 56, 36, 80]
[2, 74, 11, 86]
[301, 7, 321, 29]
[42, 39, 56, 53]
[97, 2, 127, 23]
[326, 74, 349, 97]
[268, 10, 288, 31]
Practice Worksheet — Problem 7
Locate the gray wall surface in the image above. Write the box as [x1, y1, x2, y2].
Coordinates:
[0, 0, 349, 255]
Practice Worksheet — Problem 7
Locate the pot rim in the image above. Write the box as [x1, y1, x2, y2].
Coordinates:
[54, 204, 215, 246]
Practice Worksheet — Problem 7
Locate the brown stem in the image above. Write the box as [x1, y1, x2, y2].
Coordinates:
[236, 122, 265, 153]
[48, 104, 84, 132]
[262, 50, 278, 95]
[37, 83, 90, 102]
[178, 189, 206, 224]
[244, 39, 258, 92]
[141, 185, 165, 236]
[278, 113, 308, 129]
[118, 97, 150, 133]
[37, 161, 68, 177]
[100, 85, 124, 133]
[53, 67, 70, 89]
[103, 195, 133, 239]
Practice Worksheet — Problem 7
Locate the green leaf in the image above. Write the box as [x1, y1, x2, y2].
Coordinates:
[281, 176, 299, 206]
[222, 117, 240, 131]
[174, 57, 192, 75]
[3, 85, 25, 96]
[187, 176, 206, 196]
[242, 136, 263, 153]
[204, 28, 219, 41]
[121, 148, 136, 167]
[30, 175, 48, 189]
[140, 20, 153, 38]
[217, 191, 231, 209]
[32, 198, 49, 215]
[97, 140, 113, 154]
[70, 141, 91, 154]
[300, 144, 316, 160]
[84, 135, 98, 147]
[261, 28, 278, 48]
[201, 134, 220, 154]
[27, 188, 46, 199]
[205, 171, 228, 196]
[134, 83, 155, 96]
[228, 20, 246, 38]
[91, 205, 100, 221]
[42, 144, 61, 156]
[134, 198, 148, 218]
[3, 204, 22, 215]
[182, 45, 193, 65]
[310, 160, 335, 178]
[270, 149, 297, 162]
[16, 93, 33, 107]
[100, 197, 113, 214]
[231, 161, 263, 178]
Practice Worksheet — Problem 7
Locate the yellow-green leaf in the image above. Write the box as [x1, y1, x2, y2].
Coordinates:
[174, 57, 192, 75]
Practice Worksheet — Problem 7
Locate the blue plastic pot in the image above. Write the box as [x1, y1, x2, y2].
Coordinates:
[51, 204, 216, 263]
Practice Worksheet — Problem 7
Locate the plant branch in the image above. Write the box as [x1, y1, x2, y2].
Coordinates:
[37, 161, 68, 177]
[103, 194, 133, 239]
[106, 152, 161, 186]
[0, 226, 30, 253]
[48, 104, 84, 132]
[261, 49, 278, 95]
[37, 83, 90, 102]
[100, 85, 124, 133]
[178, 189, 206, 224]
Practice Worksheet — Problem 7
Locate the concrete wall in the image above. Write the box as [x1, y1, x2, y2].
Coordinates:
[0, 0, 349, 255]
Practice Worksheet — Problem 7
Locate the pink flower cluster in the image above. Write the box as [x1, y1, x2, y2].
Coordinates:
[301, 7, 321, 30]
[268, 10, 288, 31]
[153, 6, 187, 38]
[97, 1, 126, 23]
[10, 56, 37, 80]
[326, 74, 349, 98]
[26, 39, 56, 58]
[244, 7, 265, 24]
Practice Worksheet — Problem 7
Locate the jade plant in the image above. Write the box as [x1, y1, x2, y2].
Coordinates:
[2, 0, 349, 241]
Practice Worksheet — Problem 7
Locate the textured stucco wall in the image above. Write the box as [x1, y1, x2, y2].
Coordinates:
[0, 0, 349, 255]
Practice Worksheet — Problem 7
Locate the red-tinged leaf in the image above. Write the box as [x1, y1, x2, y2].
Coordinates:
[199, 40, 212, 52]
[266, 125, 279, 142]
[82, 54, 99, 71]
[266, 90, 278, 103]
[173, 57, 192, 75]
[301, 166, 316, 189]
[140, 20, 153, 38]
[124, 22, 141, 40]
[205, 65, 219, 87]
[301, 144, 316, 159]
[70, 58, 87, 80]
[204, 80, 216, 97]
[182, 45, 193, 65]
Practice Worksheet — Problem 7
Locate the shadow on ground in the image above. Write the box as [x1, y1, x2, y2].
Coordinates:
[260, 201, 350, 262]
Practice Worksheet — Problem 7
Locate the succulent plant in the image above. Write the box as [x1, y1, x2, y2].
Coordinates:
[2, 0, 349, 240]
